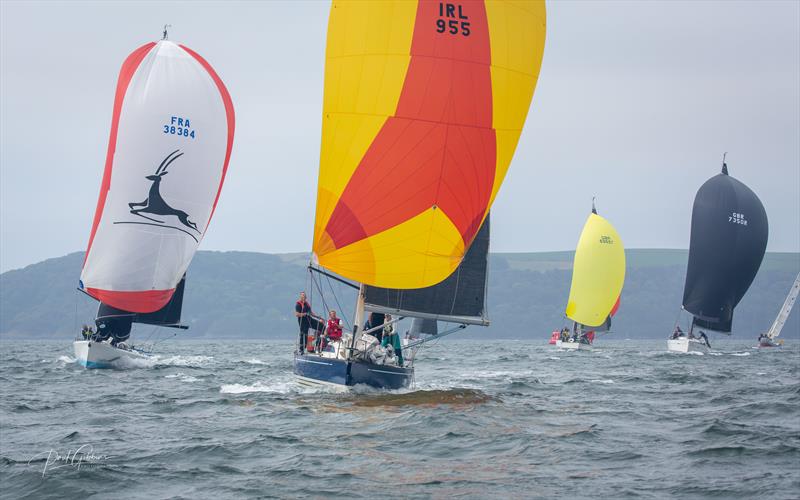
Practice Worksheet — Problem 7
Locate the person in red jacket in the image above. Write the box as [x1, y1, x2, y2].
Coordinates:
[326, 310, 343, 341]
[318, 310, 343, 352]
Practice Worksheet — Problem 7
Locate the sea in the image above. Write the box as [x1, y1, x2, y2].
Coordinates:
[1, 339, 798, 499]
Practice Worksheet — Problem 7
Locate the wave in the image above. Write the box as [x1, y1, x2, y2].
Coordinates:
[111, 354, 214, 370]
[165, 372, 199, 383]
[219, 376, 336, 395]
[241, 358, 267, 365]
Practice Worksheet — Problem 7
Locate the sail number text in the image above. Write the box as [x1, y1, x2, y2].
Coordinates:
[729, 212, 748, 226]
[163, 116, 196, 139]
[599, 235, 614, 244]
[436, 3, 470, 36]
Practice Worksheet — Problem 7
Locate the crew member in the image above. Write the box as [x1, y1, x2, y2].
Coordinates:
[365, 312, 385, 343]
[380, 314, 403, 366]
[318, 310, 343, 351]
[294, 292, 322, 354]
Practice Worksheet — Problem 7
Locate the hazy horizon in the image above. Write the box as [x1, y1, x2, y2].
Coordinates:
[2, 246, 798, 275]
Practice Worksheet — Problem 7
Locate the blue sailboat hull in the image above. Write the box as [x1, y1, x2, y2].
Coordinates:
[293, 353, 412, 390]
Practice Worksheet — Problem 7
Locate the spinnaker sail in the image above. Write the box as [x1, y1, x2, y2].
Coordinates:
[80, 40, 235, 315]
[312, 0, 546, 288]
[682, 162, 768, 333]
[565, 208, 626, 329]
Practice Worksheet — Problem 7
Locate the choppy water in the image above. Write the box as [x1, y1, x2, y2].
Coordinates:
[1, 339, 798, 499]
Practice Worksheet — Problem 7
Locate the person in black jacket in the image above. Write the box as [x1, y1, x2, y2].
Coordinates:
[295, 292, 322, 354]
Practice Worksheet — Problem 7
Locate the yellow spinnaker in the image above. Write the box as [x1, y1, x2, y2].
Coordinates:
[565, 213, 626, 327]
[313, 0, 547, 288]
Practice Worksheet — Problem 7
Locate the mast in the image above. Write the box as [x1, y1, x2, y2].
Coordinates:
[348, 284, 366, 360]
[767, 272, 800, 339]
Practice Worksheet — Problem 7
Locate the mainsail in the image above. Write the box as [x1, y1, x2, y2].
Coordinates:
[96, 275, 187, 328]
[364, 217, 490, 326]
[80, 39, 235, 319]
[312, 0, 546, 289]
[766, 272, 800, 339]
[565, 208, 626, 329]
[682, 162, 768, 333]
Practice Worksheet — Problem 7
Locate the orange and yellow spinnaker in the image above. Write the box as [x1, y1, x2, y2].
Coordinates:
[312, 0, 546, 288]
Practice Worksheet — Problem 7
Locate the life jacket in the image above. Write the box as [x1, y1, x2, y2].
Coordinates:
[327, 319, 342, 340]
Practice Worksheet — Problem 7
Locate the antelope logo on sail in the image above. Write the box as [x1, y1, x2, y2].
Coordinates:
[126, 149, 200, 237]
[599, 235, 614, 244]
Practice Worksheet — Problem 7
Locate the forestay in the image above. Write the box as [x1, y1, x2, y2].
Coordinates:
[80, 40, 235, 314]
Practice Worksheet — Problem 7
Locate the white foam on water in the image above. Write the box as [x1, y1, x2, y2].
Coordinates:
[57, 355, 76, 364]
[111, 356, 155, 370]
[105, 354, 214, 370]
[730, 352, 751, 357]
[458, 369, 536, 381]
[220, 375, 333, 395]
[165, 372, 199, 383]
[548, 356, 561, 360]
[154, 355, 214, 367]
[220, 383, 273, 394]
[589, 379, 615, 384]
[242, 358, 267, 365]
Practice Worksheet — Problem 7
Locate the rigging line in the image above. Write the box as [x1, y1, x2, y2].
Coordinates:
[308, 265, 359, 290]
[310, 270, 332, 329]
[151, 329, 179, 349]
[73, 289, 79, 337]
[325, 273, 352, 331]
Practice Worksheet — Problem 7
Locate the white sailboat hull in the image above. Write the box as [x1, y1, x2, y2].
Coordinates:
[73, 340, 149, 369]
[757, 338, 783, 348]
[555, 340, 592, 351]
[667, 337, 709, 353]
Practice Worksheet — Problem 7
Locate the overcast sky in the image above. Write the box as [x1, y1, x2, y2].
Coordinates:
[1, 0, 798, 272]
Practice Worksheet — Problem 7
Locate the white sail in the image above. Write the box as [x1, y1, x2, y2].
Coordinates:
[767, 272, 800, 339]
[80, 40, 235, 314]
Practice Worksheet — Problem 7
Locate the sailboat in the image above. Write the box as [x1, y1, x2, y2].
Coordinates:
[554, 201, 625, 350]
[74, 29, 235, 368]
[293, 0, 546, 389]
[757, 272, 799, 348]
[668, 157, 768, 353]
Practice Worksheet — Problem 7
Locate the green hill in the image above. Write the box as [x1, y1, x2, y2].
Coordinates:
[0, 250, 797, 340]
